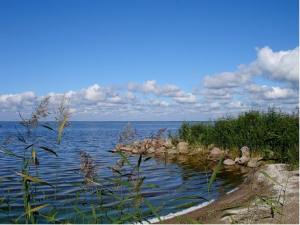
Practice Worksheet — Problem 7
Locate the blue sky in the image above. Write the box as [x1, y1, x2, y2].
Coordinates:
[0, 0, 298, 120]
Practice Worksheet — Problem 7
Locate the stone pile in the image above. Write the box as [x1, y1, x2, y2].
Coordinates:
[113, 138, 190, 157]
[224, 146, 262, 168]
[113, 139, 263, 168]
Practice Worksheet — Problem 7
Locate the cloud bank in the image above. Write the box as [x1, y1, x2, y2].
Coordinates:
[0, 46, 298, 120]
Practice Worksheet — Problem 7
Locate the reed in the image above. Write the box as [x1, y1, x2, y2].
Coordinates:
[0, 96, 70, 223]
[178, 108, 299, 167]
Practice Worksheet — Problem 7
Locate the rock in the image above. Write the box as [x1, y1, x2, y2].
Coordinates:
[223, 158, 235, 166]
[236, 156, 250, 165]
[147, 147, 156, 154]
[188, 151, 199, 156]
[240, 146, 250, 158]
[119, 146, 133, 152]
[177, 142, 189, 154]
[155, 147, 166, 156]
[208, 147, 224, 160]
[111, 148, 118, 153]
[115, 144, 124, 151]
[234, 157, 240, 163]
[247, 157, 262, 168]
[131, 148, 139, 154]
[164, 138, 174, 148]
[167, 149, 178, 155]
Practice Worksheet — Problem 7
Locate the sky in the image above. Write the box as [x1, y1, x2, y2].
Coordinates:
[0, 0, 299, 121]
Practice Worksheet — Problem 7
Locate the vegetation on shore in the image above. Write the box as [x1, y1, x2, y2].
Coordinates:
[178, 108, 299, 168]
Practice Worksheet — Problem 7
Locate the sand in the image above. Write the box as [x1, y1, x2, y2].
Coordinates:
[157, 163, 299, 224]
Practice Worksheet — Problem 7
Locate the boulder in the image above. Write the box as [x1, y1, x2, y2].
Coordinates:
[247, 157, 263, 168]
[177, 142, 189, 154]
[155, 147, 166, 156]
[223, 158, 235, 166]
[167, 149, 178, 155]
[164, 138, 174, 148]
[147, 147, 156, 154]
[115, 144, 124, 151]
[240, 146, 250, 158]
[236, 156, 250, 165]
[131, 148, 139, 154]
[208, 147, 224, 160]
[119, 146, 134, 152]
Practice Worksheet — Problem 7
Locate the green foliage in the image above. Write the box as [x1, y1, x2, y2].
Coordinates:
[178, 109, 299, 165]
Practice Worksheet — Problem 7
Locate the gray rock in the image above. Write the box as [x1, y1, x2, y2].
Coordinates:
[236, 156, 250, 165]
[131, 148, 139, 154]
[223, 158, 235, 166]
[208, 147, 224, 160]
[147, 147, 156, 154]
[119, 146, 133, 152]
[155, 147, 166, 155]
[240, 146, 250, 158]
[167, 149, 178, 155]
[164, 138, 174, 148]
[177, 142, 189, 154]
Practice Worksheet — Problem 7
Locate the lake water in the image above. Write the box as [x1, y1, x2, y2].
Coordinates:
[0, 121, 244, 223]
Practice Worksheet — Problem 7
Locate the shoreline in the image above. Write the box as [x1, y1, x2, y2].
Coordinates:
[153, 164, 299, 224]
[143, 186, 241, 224]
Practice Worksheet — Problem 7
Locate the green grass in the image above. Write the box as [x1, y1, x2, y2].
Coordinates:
[178, 108, 299, 167]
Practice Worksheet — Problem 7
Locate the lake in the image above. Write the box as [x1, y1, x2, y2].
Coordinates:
[0, 121, 244, 223]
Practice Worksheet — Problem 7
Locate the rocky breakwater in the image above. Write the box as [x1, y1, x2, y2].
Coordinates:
[112, 138, 192, 157]
[113, 138, 263, 169]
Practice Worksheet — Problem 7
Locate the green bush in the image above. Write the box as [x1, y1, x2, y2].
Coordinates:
[178, 109, 299, 166]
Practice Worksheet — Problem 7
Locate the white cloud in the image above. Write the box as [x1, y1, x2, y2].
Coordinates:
[84, 84, 107, 102]
[0, 91, 37, 110]
[254, 46, 299, 82]
[203, 72, 250, 89]
[129, 80, 197, 104]
[0, 46, 298, 120]
[203, 46, 299, 90]
[173, 93, 197, 104]
[246, 84, 297, 100]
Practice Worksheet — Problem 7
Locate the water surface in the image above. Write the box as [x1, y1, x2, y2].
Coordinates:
[0, 121, 244, 223]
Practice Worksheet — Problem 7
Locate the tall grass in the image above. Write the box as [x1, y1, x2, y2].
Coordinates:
[0, 96, 70, 223]
[178, 108, 299, 167]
